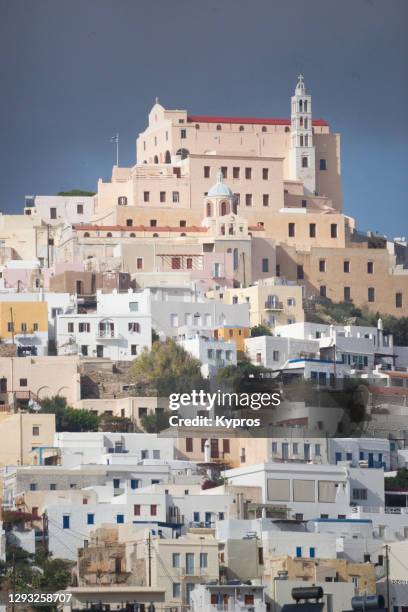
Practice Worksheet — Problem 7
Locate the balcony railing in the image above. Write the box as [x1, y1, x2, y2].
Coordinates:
[96, 329, 117, 339]
[264, 300, 284, 310]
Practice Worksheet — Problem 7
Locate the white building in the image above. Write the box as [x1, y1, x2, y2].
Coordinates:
[223, 462, 385, 520]
[190, 583, 267, 612]
[328, 438, 391, 470]
[24, 194, 95, 226]
[178, 328, 237, 377]
[56, 290, 151, 359]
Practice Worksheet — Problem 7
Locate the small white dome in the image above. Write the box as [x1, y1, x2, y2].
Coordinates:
[208, 170, 234, 198]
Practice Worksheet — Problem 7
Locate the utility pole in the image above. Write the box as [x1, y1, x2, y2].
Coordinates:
[11, 552, 16, 612]
[42, 511, 48, 556]
[385, 543, 390, 612]
[147, 531, 152, 587]
[111, 134, 119, 166]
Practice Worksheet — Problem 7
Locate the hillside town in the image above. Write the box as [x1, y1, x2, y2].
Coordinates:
[0, 76, 408, 611]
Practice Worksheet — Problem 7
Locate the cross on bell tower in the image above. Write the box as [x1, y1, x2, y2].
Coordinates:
[289, 74, 316, 194]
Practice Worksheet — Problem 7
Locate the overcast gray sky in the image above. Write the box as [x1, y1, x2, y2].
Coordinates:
[0, 0, 407, 237]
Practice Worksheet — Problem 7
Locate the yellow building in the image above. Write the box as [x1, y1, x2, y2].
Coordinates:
[216, 326, 250, 352]
[211, 278, 304, 329]
[0, 412, 56, 466]
[0, 301, 48, 356]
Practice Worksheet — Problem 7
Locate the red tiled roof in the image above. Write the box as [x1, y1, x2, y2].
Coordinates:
[188, 115, 329, 127]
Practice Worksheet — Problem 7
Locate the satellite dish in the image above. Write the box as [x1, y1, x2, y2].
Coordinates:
[28, 398, 41, 412]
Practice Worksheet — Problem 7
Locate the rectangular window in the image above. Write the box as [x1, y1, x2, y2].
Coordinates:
[50, 207, 57, 219]
[296, 546, 302, 558]
[273, 350, 279, 361]
[233, 166, 240, 179]
[172, 553, 180, 567]
[63, 515, 70, 529]
[20, 378, 28, 387]
[262, 168, 269, 180]
[245, 193, 252, 207]
[180, 128, 186, 139]
[368, 287, 375, 302]
[116, 514, 124, 524]
[143, 191, 150, 202]
[78, 322, 90, 333]
[309, 223, 316, 238]
[159, 191, 166, 203]
[204, 166, 210, 178]
[131, 345, 137, 356]
[67, 322, 74, 333]
[172, 191, 180, 203]
[186, 553, 194, 574]
[319, 259, 326, 272]
[21, 322, 27, 332]
[32, 323, 38, 332]
[150, 504, 157, 516]
[130, 479, 139, 490]
[136, 257, 143, 270]
[173, 583, 181, 598]
[396, 292, 402, 308]
[77, 204, 84, 214]
[200, 553, 208, 568]
[297, 265, 304, 280]
[344, 286, 351, 301]
[288, 222, 295, 237]
[319, 159, 327, 170]
[50, 483, 56, 490]
[113, 478, 120, 489]
[367, 261, 374, 274]
[170, 313, 179, 327]
[330, 223, 338, 238]
[245, 167, 252, 179]
[7, 322, 13, 332]
[263, 194, 269, 207]
[32, 426, 40, 436]
[310, 547, 316, 558]
[134, 504, 141, 516]
[186, 438, 193, 452]
[87, 513, 94, 525]
[171, 257, 181, 270]
[344, 260, 350, 273]
[262, 258, 269, 273]
[221, 166, 228, 178]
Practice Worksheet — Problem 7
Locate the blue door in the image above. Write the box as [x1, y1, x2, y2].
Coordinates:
[368, 453, 374, 468]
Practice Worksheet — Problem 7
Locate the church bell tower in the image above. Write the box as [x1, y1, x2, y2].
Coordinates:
[289, 74, 316, 194]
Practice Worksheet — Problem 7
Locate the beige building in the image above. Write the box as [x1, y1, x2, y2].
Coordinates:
[263, 555, 376, 596]
[0, 412, 55, 466]
[0, 356, 81, 408]
[210, 277, 304, 328]
[75, 396, 169, 430]
[77, 524, 219, 609]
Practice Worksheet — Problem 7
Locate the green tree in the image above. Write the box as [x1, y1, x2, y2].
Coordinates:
[250, 323, 272, 337]
[140, 411, 171, 433]
[385, 468, 408, 490]
[131, 339, 207, 396]
[57, 189, 95, 196]
[38, 396, 99, 432]
[217, 359, 272, 394]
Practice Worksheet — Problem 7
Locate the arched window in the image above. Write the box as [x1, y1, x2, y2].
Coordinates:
[300, 135, 304, 146]
[220, 201, 228, 216]
[118, 196, 127, 206]
[299, 100, 303, 112]
[130, 233, 136, 237]
[304, 100, 308, 112]
[262, 126, 267, 133]
[180, 232, 186, 237]
[239, 125, 244, 132]
[195, 124, 200, 129]
[302, 156, 308, 168]
[304, 118, 308, 129]
[284, 126, 290, 133]
[35, 278, 41, 288]
[216, 124, 222, 131]
[153, 233, 159, 237]
[305, 135, 308, 146]
[84, 232, 90, 238]
[206, 202, 212, 217]
[299, 117, 303, 127]
[176, 148, 189, 160]
[154, 155, 159, 164]
[126, 219, 133, 226]
[164, 150, 171, 163]
[106, 232, 112, 237]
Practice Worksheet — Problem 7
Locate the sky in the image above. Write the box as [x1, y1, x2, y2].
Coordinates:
[0, 0, 407, 237]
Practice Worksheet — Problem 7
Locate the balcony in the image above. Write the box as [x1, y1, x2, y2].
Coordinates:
[264, 300, 283, 310]
[96, 329, 118, 340]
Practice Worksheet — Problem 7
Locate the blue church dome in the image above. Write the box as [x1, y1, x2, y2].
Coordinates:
[207, 170, 234, 197]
